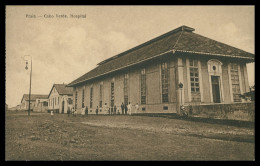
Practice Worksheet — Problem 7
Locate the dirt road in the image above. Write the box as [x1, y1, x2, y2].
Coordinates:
[5, 112, 254, 160]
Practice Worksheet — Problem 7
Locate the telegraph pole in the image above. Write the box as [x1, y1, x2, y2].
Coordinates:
[24, 55, 32, 116]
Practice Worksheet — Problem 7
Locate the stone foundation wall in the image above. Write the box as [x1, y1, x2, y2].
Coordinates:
[183, 102, 255, 122]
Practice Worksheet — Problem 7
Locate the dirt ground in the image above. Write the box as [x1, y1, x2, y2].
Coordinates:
[5, 111, 255, 161]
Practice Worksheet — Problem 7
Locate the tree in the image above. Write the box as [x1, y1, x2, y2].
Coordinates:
[240, 85, 255, 101]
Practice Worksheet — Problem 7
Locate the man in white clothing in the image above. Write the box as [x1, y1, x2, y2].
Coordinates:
[135, 103, 139, 114]
[104, 103, 109, 115]
[127, 102, 132, 115]
[81, 107, 85, 116]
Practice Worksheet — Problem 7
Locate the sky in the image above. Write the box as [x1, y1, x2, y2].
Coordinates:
[6, 6, 255, 108]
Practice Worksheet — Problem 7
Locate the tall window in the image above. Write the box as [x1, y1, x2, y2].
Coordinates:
[161, 62, 169, 103]
[141, 68, 146, 104]
[90, 87, 93, 108]
[111, 81, 115, 107]
[43, 101, 48, 106]
[230, 63, 241, 102]
[124, 73, 129, 104]
[189, 59, 201, 102]
[82, 89, 85, 108]
[75, 91, 78, 109]
[99, 84, 103, 107]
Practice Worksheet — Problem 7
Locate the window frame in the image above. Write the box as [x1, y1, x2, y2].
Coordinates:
[230, 63, 241, 102]
[111, 81, 115, 107]
[82, 89, 85, 108]
[161, 62, 169, 103]
[75, 91, 78, 109]
[99, 84, 103, 107]
[124, 73, 129, 104]
[189, 59, 201, 102]
[90, 87, 93, 108]
[140, 68, 146, 105]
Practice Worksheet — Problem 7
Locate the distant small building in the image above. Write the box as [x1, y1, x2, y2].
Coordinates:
[20, 94, 48, 111]
[48, 84, 73, 113]
[33, 96, 49, 112]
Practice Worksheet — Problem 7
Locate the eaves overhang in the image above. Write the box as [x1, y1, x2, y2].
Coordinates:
[175, 49, 255, 62]
[67, 49, 254, 87]
[67, 49, 174, 87]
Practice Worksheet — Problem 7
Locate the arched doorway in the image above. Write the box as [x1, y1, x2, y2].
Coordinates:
[207, 59, 224, 103]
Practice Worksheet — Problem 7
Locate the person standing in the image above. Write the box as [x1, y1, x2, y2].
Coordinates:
[96, 106, 99, 115]
[125, 103, 128, 115]
[114, 105, 117, 115]
[111, 107, 113, 116]
[74, 108, 77, 117]
[135, 103, 139, 114]
[71, 107, 74, 116]
[127, 102, 132, 115]
[51, 110, 54, 116]
[85, 106, 88, 116]
[121, 102, 124, 115]
[81, 107, 85, 116]
[67, 106, 71, 117]
[104, 103, 108, 115]
[106, 104, 109, 115]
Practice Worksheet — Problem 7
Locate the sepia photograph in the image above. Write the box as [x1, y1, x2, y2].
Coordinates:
[5, 5, 255, 161]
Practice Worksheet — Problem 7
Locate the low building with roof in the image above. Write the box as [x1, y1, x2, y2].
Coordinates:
[67, 25, 254, 115]
[33, 96, 49, 112]
[48, 83, 73, 113]
[20, 94, 48, 111]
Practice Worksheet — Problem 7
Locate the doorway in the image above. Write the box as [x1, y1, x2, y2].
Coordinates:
[211, 76, 221, 103]
[62, 101, 65, 114]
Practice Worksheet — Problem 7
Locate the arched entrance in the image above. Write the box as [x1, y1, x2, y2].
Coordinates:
[207, 59, 224, 103]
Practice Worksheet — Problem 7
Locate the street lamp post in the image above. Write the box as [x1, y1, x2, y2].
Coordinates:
[23, 55, 32, 116]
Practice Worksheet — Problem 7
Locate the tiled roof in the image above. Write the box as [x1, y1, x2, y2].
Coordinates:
[68, 25, 254, 87]
[48, 84, 73, 98]
[174, 31, 254, 58]
[54, 84, 73, 95]
[21, 94, 48, 103]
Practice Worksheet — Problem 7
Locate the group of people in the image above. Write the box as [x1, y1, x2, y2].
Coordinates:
[61, 102, 139, 117]
[120, 102, 139, 115]
[102, 103, 118, 115]
[67, 105, 89, 117]
[103, 102, 139, 115]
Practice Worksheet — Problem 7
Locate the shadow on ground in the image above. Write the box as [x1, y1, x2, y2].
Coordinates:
[135, 113, 254, 129]
[134, 113, 254, 143]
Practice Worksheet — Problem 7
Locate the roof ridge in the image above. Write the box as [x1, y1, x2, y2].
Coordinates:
[172, 29, 184, 49]
[97, 25, 194, 66]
